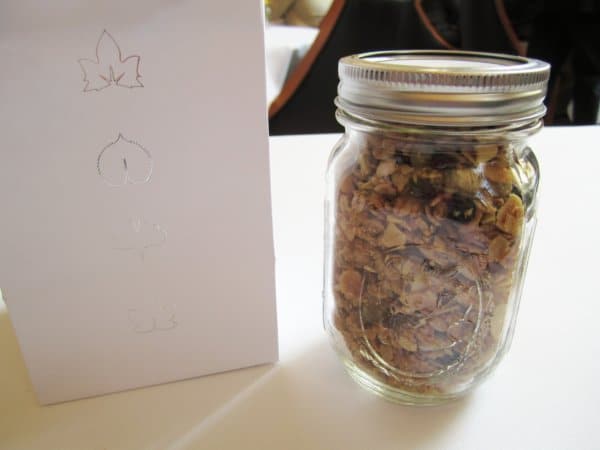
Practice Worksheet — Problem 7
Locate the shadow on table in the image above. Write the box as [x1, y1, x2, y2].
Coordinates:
[0, 307, 276, 450]
[0, 305, 471, 450]
[167, 339, 472, 450]
[0, 307, 36, 405]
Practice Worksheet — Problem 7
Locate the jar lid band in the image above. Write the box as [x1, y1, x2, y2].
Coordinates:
[337, 50, 550, 126]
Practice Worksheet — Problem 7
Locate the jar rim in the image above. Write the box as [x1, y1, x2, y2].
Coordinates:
[337, 50, 550, 127]
[335, 109, 544, 142]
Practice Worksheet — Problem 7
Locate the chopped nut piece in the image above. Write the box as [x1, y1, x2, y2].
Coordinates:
[491, 303, 507, 340]
[391, 166, 412, 192]
[376, 160, 397, 177]
[338, 269, 363, 300]
[475, 144, 498, 163]
[489, 235, 511, 261]
[380, 223, 407, 248]
[373, 139, 397, 160]
[339, 174, 354, 194]
[496, 194, 524, 235]
[485, 163, 513, 184]
[445, 168, 481, 194]
[374, 181, 397, 196]
[395, 329, 418, 352]
[358, 153, 374, 177]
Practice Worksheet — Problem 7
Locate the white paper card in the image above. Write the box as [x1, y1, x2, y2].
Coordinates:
[0, 0, 278, 404]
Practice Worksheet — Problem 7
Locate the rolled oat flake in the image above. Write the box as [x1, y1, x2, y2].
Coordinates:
[323, 50, 550, 404]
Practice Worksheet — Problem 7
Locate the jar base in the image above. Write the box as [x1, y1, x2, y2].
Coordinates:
[343, 360, 466, 406]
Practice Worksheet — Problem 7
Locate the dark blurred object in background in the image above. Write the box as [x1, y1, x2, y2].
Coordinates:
[524, 1, 600, 125]
[268, 0, 600, 134]
[269, 0, 445, 135]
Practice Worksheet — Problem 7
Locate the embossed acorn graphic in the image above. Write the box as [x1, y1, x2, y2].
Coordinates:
[128, 305, 177, 334]
[78, 30, 143, 92]
[112, 217, 166, 260]
[98, 134, 153, 187]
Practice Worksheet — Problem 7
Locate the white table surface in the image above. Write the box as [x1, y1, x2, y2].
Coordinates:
[1, 126, 599, 450]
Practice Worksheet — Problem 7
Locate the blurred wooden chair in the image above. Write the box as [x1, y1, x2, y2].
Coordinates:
[268, 0, 524, 135]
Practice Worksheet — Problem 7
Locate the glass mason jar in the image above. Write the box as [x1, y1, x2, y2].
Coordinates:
[323, 51, 550, 405]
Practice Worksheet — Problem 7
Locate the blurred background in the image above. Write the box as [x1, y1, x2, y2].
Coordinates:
[264, 0, 600, 134]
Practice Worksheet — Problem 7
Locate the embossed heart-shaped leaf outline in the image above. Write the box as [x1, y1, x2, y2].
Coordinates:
[78, 30, 143, 92]
[97, 133, 153, 187]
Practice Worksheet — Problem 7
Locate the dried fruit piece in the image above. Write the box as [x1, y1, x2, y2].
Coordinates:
[447, 194, 477, 223]
[410, 168, 444, 198]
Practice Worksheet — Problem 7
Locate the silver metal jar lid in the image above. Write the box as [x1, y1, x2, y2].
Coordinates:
[336, 50, 551, 126]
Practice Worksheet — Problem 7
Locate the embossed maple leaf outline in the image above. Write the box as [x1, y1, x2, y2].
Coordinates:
[78, 30, 143, 92]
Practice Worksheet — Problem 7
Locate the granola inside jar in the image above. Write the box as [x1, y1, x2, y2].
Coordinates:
[323, 51, 550, 404]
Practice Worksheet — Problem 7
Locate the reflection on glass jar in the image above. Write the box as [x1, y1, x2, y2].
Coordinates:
[323, 51, 549, 405]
